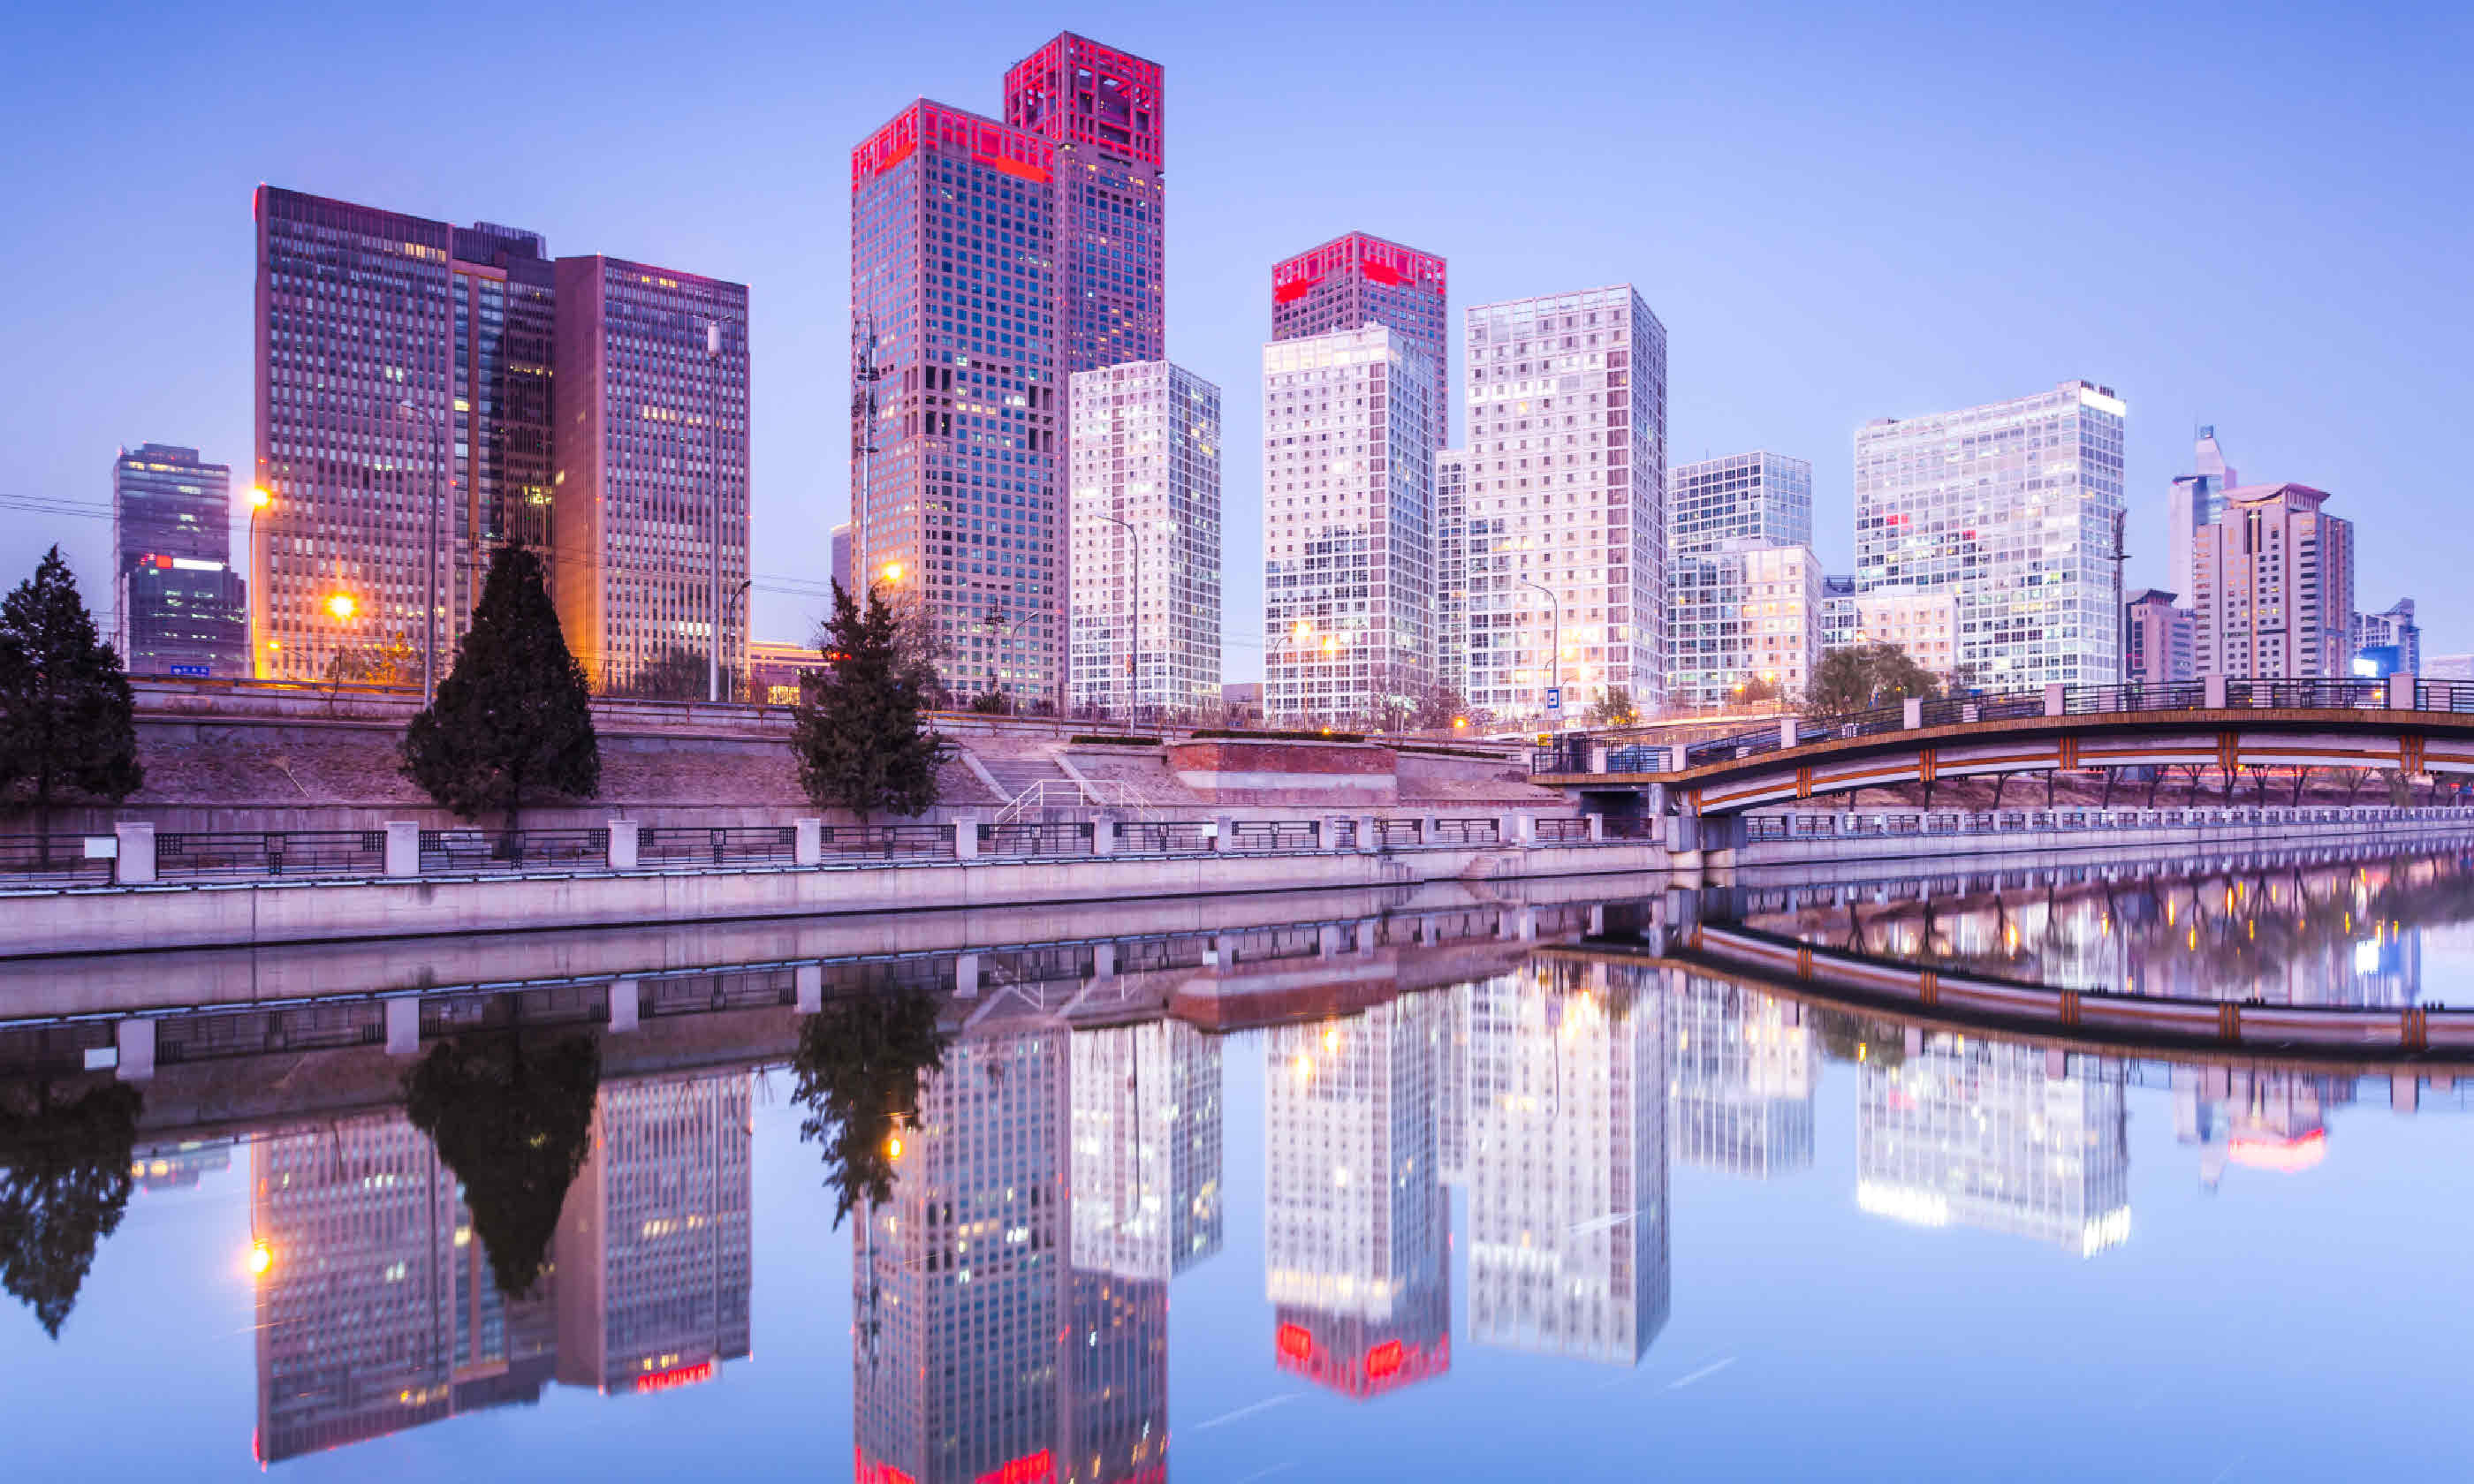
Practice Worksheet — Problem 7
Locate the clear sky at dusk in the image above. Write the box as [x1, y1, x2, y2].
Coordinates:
[4, 1, 2468, 674]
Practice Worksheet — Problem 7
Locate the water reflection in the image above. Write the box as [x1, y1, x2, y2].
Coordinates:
[0, 1079, 140, 1337]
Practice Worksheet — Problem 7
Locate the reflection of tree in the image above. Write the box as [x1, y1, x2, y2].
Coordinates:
[791, 987, 948, 1229]
[0, 1079, 141, 1338]
[404, 1034, 600, 1294]
[1810, 1008, 1907, 1071]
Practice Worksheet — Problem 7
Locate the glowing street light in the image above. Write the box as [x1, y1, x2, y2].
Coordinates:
[325, 593, 357, 621]
[247, 1240, 274, 1277]
[248, 488, 271, 511]
[880, 562, 905, 583]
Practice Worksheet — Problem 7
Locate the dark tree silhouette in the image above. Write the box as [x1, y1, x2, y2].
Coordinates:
[790, 582, 943, 822]
[0, 548, 141, 858]
[617, 645, 730, 701]
[791, 986, 948, 1228]
[404, 1034, 601, 1294]
[402, 545, 598, 835]
[0, 1079, 142, 1338]
[1804, 642, 1939, 715]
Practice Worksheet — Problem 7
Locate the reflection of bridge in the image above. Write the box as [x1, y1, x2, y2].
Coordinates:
[1534, 678, 2474, 816]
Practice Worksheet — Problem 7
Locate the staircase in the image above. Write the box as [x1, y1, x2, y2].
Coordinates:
[979, 755, 1074, 802]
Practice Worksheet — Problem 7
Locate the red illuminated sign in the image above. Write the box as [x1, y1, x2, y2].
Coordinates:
[1365, 1340, 1404, 1379]
[1277, 1322, 1314, 1360]
[975, 1450, 1055, 1484]
[858, 1448, 920, 1484]
[632, 1359, 714, 1394]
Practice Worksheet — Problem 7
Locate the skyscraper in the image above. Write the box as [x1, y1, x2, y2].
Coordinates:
[1067, 360, 1222, 719]
[1461, 287, 1667, 720]
[2191, 482, 2355, 680]
[1005, 33, 1166, 374]
[1466, 963, 1668, 1365]
[2124, 587, 2195, 685]
[550, 256, 750, 694]
[1856, 380, 2128, 689]
[1271, 233, 1448, 449]
[1666, 541, 1821, 709]
[849, 101, 1065, 708]
[2166, 426, 2237, 614]
[1261, 325, 1438, 726]
[252, 186, 745, 693]
[1435, 448, 1469, 701]
[1667, 450, 1812, 556]
[2352, 597, 2420, 677]
[111, 443, 246, 677]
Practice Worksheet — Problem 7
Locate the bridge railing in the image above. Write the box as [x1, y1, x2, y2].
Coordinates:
[1739, 802, 2470, 844]
[2420, 681, 2474, 714]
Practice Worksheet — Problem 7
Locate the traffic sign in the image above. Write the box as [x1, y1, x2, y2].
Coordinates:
[1544, 686, 1562, 713]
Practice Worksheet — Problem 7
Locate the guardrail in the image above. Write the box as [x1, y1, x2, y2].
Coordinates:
[1527, 676, 2461, 775]
[1739, 803, 2467, 843]
[0, 835, 113, 885]
[419, 828, 610, 874]
[159, 829, 386, 880]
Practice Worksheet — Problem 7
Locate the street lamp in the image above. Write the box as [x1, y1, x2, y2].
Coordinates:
[1516, 575, 1562, 731]
[325, 593, 357, 621]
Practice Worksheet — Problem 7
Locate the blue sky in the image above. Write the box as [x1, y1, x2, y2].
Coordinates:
[4, 1, 2468, 675]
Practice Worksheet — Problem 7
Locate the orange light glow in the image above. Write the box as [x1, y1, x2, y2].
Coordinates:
[247, 1240, 273, 1277]
[248, 488, 272, 510]
[324, 593, 357, 620]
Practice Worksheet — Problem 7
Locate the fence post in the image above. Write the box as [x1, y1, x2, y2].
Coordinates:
[1211, 813, 1236, 852]
[2043, 683, 2066, 717]
[1092, 814, 1119, 856]
[608, 979, 640, 1033]
[384, 821, 420, 876]
[1319, 923, 1345, 958]
[1779, 717, 1798, 749]
[2390, 672, 2417, 711]
[114, 1018, 156, 1081]
[1093, 943, 1118, 980]
[1355, 919, 1377, 953]
[1588, 813, 1605, 843]
[1358, 813, 1379, 852]
[953, 812, 981, 860]
[384, 997, 421, 1055]
[955, 952, 980, 998]
[2204, 674, 2227, 709]
[794, 818, 823, 866]
[607, 819, 640, 871]
[1903, 697, 1923, 730]
[1590, 743, 1609, 773]
[112, 822, 156, 885]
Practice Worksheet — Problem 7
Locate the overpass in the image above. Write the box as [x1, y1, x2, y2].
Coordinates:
[1533, 676, 2474, 818]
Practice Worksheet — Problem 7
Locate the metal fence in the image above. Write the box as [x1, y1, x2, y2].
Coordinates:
[640, 825, 799, 867]
[418, 828, 610, 874]
[156, 830, 387, 881]
[0, 835, 113, 885]
[818, 823, 954, 859]
[980, 822, 1097, 856]
[1428, 817, 1501, 846]
[1742, 803, 2467, 843]
[1116, 820, 1214, 853]
[1534, 817, 1591, 843]
[1227, 821, 1321, 852]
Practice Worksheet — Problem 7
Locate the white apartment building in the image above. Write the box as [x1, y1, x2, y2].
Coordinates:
[1068, 360, 1223, 718]
[1667, 541, 1821, 710]
[1436, 448, 1469, 700]
[1461, 287, 1667, 722]
[2192, 482, 2355, 679]
[1856, 380, 2127, 689]
[1669, 450, 1812, 556]
[1851, 585, 1959, 680]
[1261, 326, 1437, 725]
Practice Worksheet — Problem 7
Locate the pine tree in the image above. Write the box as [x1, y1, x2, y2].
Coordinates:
[791, 581, 943, 822]
[0, 548, 142, 860]
[402, 544, 598, 835]
[404, 1034, 600, 1294]
[0, 1079, 142, 1339]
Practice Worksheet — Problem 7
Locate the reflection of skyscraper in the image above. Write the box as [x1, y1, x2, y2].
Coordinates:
[1071, 1018, 1224, 1280]
[1264, 996, 1450, 1399]
[553, 1071, 754, 1395]
[1066, 1270, 1167, 1484]
[1437, 981, 1470, 1186]
[2174, 1064, 2340, 1184]
[252, 1113, 554, 1465]
[1466, 964, 1668, 1366]
[1857, 1036, 2130, 1256]
[856, 1024, 1071, 1484]
[1668, 977, 1814, 1179]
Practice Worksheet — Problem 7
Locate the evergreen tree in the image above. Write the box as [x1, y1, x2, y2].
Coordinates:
[0, 549, 141, 856]
[791, 581, 943, 821]
[402, 545, 597, 834]
[0, 1079, 142, 1339]
[790, 986, 948, 1229]
[404, 1034, 600, 1294]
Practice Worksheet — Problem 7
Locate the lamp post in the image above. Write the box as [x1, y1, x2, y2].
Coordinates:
[1517, 574, 1562, 731]
[1097, 511, 1139, 722]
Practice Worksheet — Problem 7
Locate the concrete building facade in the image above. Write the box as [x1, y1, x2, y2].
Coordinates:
[1856, 380, 2128, 689]
[1461, 286, 1668, 721]
[1668, 450, 1812, 556]
[1668, 541, 1821, 710]
[2125, 587, 2196, 685]
[111, 443, 246, 678]
[1261, 325, 1438, 726]
[2352, 597, 2421, 678]
[1067, 360, 1222, 719]
[1850, 586, 1960, 680]
[1271, 232, 1449, 450]
[2191, 483, 2355, 680]
[1436, 448, 1469, 702]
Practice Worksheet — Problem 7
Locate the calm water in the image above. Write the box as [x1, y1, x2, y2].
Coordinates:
[9, 848, 2474, 1482]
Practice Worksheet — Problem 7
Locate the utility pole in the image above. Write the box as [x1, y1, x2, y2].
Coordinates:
[1100, 511, 1137, 723]
[852, 318, 889, 602]
[2109, 505, 2130, 684]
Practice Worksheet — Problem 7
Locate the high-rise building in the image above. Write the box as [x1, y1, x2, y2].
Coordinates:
[2125, 587, 2196, 685]
[1068, 1018, 1225, 1281]
[855, 1021, 1070, 1484]
[252, 1111, 556, 1463]
[1436, 448, 1469, 701]
[1667, 541, 1820, 709]
[2352, 597, 2421, 678]
[831, 522, 854, 595]
[553, 1071, 753, 1396]
[1261, 325, 1438, 726]
[1668, 976, 1814, 1179]
[1856, 381, 2128, 688]
[850, 101, 1066, 708]
[1857, 1035, 2130, 1256]
[2191, 483, 2355, 680]
[1466, 963, 1668, 1366]
[1067, 360, 1222, 718]
[1264, 998, 1451, 1399]
[252, 186, 743, 693]
[1461, 287, 1667, 720]
[1005, 33, 1165, 375]
[1850, 586, 1960, 681]
[2166, 426, 2238, 615]
[1818, 573, 1860, 653]
[1271, 233, 1449, 449]
[550, 257, 750, 694]
[1668, 450, 1812, 556]
[111, 443, 246, 677]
